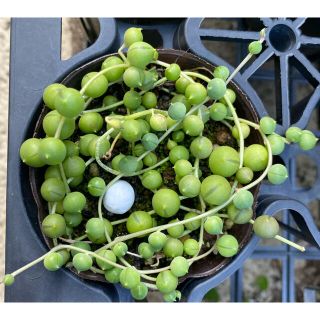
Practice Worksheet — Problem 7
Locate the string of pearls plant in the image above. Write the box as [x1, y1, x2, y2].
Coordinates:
[2, 27, 318, 302]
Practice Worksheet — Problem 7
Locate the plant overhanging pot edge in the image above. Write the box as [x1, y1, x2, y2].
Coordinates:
[28, 49, 262, 285]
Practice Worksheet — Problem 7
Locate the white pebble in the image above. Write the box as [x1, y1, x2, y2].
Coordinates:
[103, 180, 135, 214]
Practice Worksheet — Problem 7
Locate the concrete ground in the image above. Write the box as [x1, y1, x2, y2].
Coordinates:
[0, 17, 10, 302]
[0, 18, 318, 303]
[0, 18, 88, 302]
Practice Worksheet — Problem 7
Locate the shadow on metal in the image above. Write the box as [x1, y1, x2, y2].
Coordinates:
[182, 196, 320, 302]
[6, 17, 320, 302]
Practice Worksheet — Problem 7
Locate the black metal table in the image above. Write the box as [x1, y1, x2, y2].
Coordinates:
[6, 18, 320, 302]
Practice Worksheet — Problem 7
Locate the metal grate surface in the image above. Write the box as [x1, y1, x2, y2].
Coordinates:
[5, 18, 320, 302]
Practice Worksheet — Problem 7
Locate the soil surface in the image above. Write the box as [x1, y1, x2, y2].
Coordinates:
[1, 18, 319, 303]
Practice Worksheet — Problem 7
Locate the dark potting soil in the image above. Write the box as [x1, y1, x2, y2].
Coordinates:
[65, 69, 240, 270]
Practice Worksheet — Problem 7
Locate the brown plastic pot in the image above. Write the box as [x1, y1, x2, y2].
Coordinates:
[30, 49, 262, 284]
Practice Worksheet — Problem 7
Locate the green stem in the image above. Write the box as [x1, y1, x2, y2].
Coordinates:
[83, 79, 121, 113]
[153, 60, 195, 83]
[58, 163, 71, 193]
[96, 157, 120, 176]
[119, 257, 156, 282]
[90, 266, 105, 275]
[248, 220, 305, 252]
[50, 202, 57, 214]
[98, 194, 112, 243]
[146, 77, 167, 90]
[59, 237, 91, 244]
[224, 95, 244, 168]
[98, 126, 272, 251]
[199, 196, 206, 214]
[53, 116, 70, 197]
[86, 165, 157, 282]
[92, 88, 176, 174]
[97, 173, 156, 282]
[10, 250, 60, 278]
[67, 158, 95, 185]
[10, 37, 281, 285]
[85, 157, 95, 167]
[80, 64, 128, 95]
[160, 88, 176, 96]
[196, 195, 206, 257]
[217, 214, 229, 218]
[140, 245, 215, 275]
[84, 97, 93, 110]
[137, 99, 209, 164]
[5, 224, 214, 281]
[54, 117, 65, 139]
[82, 77, 167, 115]
[183, 71, 211, 83]
[153, 60, 169, 68]
[179, 205, 202, 215]
[98, 174, 124, 242]
[96, 152, 169, 178]
[189, 242, 216, 262]
[274, 235, 305, 252]
[194, 158, 200, 178]
[197, 218, 205, 250]
[111, 210, 155, 226]
[111, 217, 129, 226]
[191, 145, 206, 261]
[179, 230, 192, 238]
[131, 157, 169, 176]
[241, 128, 273, 191]
[189, 66, 214, 76]
[75, 234, 88, 241]
[230, 180, 239, 194]
[83, 100, 124, 114]
[225, 116, 260, 130]
[105, 132, 122, 159]
[221, 119, 233, 130]
[7, 245, 128, 278]
[226, 33, 265, 85]
[118, 44, 128, 63]
[95, 128, 121, 176]
[126, 251, 142, 259]
[121, 108, 168, 121]
[144, 282, 158, 290]
[103, 200, 233, 249]
[226, 53, 253, 85]
[159, 100, 208, 145]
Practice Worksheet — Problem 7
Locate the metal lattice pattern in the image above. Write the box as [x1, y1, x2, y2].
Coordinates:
[176, 17, 320, 302]
[5, 18, 320, 302]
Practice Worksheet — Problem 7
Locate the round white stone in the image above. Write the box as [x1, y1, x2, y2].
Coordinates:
[103, 180, 135, 214]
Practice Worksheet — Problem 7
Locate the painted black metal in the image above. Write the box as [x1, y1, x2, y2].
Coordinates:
[6, 17, 320, 302]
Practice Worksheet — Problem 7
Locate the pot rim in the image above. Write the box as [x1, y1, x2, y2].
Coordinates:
[29, 48, 262, 285]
